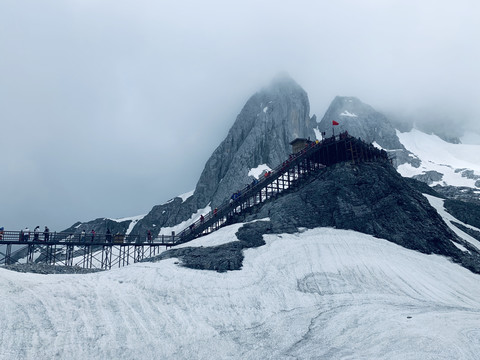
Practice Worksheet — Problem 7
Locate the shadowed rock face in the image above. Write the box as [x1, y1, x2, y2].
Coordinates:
[153, 161, 480, 275]
[244, 162, 480, 273]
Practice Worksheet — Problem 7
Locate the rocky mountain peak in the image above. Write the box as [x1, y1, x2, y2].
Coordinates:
[63, 76, 318, 237]
[127, 76, 317, 236]
[318, 96, 403, 149]
[318, 96, 419, 168]
[192, 75, 317, 208]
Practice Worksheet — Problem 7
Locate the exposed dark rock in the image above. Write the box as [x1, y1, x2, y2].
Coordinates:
[148, 161, 480, 275]
[444, 199, 480, 229]
[242, 161, 480, 273]
[402, 177, 444, 198]
[412, 171, 444, 185]
[143, 221, 272, 272]
[451, 222, 480, 242]
[454, 169, 480, 180]
[434, 186, 480, 206]
[2, 263, 103, 274]
[393, 150, 421, 168]
[130, 197, 198, 239]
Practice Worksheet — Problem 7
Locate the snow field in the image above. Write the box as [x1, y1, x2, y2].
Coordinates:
[1, 226, 480, 359]
[397, 129, 480, 188]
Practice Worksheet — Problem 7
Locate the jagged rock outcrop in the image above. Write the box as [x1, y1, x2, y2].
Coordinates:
[193, 74, 317, 208]
[412, 170, 444, 185]
[317, 96, 419, 168]
[131, 74, 317, 235]
[61, 75, 317, 236]
[245, 161, 480, 273]
[444, 199, 480, 229]
[61, 218, 131, 238]
[318, 97, 400, 147]
[150, 161, 480, 274]
[433, 185, 480, 206]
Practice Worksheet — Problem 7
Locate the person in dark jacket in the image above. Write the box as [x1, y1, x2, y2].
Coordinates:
[106, 228, 112, 243]
[43, 226, 50, 241]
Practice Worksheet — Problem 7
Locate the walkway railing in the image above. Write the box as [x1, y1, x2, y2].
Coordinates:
[175, 132, 390, 243]
[0, 133, 390, 269]
[0, 230, 175, 245]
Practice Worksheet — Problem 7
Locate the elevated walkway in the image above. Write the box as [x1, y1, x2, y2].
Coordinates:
[0, 133, 390, 269]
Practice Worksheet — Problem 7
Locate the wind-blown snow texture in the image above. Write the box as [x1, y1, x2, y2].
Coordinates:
[2, 226, 480, 359]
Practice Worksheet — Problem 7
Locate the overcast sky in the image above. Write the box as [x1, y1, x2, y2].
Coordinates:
[1, 0, 479, 231]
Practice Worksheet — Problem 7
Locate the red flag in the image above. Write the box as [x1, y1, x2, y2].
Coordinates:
[332, 120, 339, 126]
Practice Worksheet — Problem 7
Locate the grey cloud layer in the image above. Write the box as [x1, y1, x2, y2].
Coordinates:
[1, 0, 479, 230]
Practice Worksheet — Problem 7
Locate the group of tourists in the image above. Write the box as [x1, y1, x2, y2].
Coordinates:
[18, 226, 50, 242]
[0, 226, 160, 244]
[79, 229, 97, 242]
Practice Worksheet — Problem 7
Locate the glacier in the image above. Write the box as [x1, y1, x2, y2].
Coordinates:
[1, 222, 480, 359]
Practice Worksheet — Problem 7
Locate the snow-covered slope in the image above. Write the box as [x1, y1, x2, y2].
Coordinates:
[2, 225, 480, 359]
[397, 129, 480, 188]
[424, 194, 480, 250]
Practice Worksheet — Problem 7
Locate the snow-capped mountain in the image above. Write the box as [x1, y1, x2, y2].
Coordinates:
[396, 128, 480, 193]
[317, 96, 480, 204]
[63, 80, 480, 242]
[5, 77, 480, 358]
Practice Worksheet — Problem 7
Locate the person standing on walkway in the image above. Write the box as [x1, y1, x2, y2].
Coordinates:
[106, 228, 112, 243]
[34, 226, 40, 241]
[23, 227, 30, 242]
[43, 226, 50, 241]
[91, 229, 96, 242]
[147, 230, 152, 243]
[80, 230, 86, 242]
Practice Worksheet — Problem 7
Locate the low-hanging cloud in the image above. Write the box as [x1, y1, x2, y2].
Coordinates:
[1, 0, 479, 230]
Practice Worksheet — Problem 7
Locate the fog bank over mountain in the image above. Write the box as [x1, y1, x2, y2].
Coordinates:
[1, 0, 479, 230]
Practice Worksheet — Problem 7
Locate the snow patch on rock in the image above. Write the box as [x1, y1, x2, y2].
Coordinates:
[248, 164, 272, 179]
